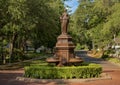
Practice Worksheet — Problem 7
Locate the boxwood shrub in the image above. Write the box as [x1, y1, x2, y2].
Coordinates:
[24, 64, 102, 79]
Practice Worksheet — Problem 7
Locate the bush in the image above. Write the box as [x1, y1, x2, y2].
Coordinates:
[101, 54, 109, 59]
[101, 49, 114, 59]
[24, 64, 102, 79]
[101, 50, 111, 59]
[75, 43, 81, 50]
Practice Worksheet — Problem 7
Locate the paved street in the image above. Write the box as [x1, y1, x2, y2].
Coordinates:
[0, 51, 120, 85]
[76, 51, 120, 70]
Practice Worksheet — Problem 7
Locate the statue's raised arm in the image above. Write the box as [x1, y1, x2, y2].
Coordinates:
[60, 9, 69, 34]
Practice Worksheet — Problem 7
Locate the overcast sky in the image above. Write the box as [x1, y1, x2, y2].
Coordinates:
[64, 0, 79, 13]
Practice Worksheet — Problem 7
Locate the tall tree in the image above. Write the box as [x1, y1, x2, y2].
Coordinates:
[69, 0, 94, 49]
[70, 0, 120, 50]
[0, 0, 65, 63]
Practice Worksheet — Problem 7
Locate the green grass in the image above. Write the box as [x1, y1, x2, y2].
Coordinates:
[106, 57, 120, 64]
[0, 53, 52, 70]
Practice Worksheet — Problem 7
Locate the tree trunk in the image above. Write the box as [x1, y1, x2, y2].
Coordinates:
[20, 37, 27, 53]
[0, 37, 6, 64]
[9, 32, 17, 63]
[92, 41, 95, 49]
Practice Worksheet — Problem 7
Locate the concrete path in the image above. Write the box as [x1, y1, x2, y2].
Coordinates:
[0, 51, 120, 85]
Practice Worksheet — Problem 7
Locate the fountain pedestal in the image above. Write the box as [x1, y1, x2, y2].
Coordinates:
[46, 34, 83, 66]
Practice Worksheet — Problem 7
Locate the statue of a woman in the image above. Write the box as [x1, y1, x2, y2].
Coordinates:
[60, 9, 69, 34]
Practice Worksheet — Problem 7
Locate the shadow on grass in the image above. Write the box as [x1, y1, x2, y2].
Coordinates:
[0, 57, 49, 70]
[0, 52, 53, 70]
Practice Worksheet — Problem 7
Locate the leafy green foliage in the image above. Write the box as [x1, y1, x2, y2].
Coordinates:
[70, 0, 120, 50]
[0, 0, 64, 64]
[24, 64, 102, 79]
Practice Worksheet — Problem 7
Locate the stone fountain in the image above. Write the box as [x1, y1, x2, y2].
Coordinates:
[46, 9, 83, 66]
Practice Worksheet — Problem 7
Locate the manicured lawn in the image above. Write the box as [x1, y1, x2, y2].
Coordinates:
[0, 53, 52, 70]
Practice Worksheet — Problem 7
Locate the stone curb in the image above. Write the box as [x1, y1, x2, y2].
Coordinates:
[16, 73, 112, 83]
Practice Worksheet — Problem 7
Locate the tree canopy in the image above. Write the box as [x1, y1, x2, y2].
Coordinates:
[0, 0, 64, 64]
[69, 0, 120, 50]
[0, 0, 120, 64]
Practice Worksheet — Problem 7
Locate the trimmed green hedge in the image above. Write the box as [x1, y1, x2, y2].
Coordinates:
[24, 64, 102, 79]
